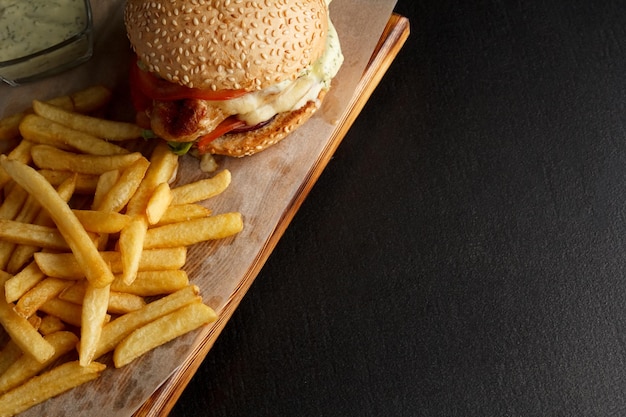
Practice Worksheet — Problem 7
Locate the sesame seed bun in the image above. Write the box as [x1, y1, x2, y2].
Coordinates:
[124, 0, 329, 92]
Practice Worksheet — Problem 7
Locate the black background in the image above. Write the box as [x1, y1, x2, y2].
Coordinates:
[171, 1, 626, 416]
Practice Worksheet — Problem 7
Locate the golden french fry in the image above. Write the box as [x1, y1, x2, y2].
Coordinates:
[0, 220, 69, 251]
[0, 185, 29, 271]
[37, 170, 98, 194]
[94, 157, 150, 212]
[0, 361, 105, 416]
[19, 114, 131, 155]
[79, 283, 111, 366]
[14, 278, 72, 319]
[0, 140, 34, 189]
[106, 292, 147, 314]
[111, 270, 189, 296]
[30, 145, 143, 175]
[170, 169, 231, 205]
[0, 113, 26, 142]
[0, 313, 37, 374]
[69, 85, 112, 113]
[33, 100, 145, 141]
[37, 314, 66, 336]
[0, 271, 55, 363]
[72, 209, 131, 233]
[34, 247, 187, 279]
[113, 301, 217, 368]
[0, 183, 28, 221]
[0, 85, 110, 142]
[0, 97, 72, 143]
[119, 216, 149, 285]
[6, 176, 77, 274]
[115, 144, 179, 287]
[4, 261, 46, 303]
[39, 298, 84, 327]
[155, 203, 212, 226]
[0, 139, 35, 188]
[0, 156, 115, 287]
[59, 282, 146, 314]
[94, 285, 201, 359]
[0, 341, 22, 377]
[143, 212, 243, 249]
[146, 182, 172, 225]
[0, 331, 79, 394]
[91, 169, 120, 210]
[126, 142, 179, 216]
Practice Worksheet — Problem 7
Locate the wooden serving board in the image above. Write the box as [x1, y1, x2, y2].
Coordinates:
[135, 13, 411, 417]
[0, 2, 409, 416]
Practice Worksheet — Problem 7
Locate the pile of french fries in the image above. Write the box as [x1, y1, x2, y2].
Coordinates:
[0, 86, 243, 416]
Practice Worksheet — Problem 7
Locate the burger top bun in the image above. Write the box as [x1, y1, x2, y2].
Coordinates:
[124, 0, 330, 92]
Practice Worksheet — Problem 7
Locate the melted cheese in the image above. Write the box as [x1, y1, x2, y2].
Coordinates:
[210, 16, 344, 126]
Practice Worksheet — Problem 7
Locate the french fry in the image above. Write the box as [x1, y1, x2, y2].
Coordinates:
[170, 169, 231, 205]
[72, 209, 130, 233]
[38, 170, 99, 194]
[6, 176, 77, 274]
[113, 301, 217, 368]
[106, 292, 147, 314]
[0, 220, 70, 251]
[0, 271, 55, 363]
[32, 100, 145, 141]
[79, 283, 111, 366]
[94, 156, 150, 212]
[0, 156, 115, 287]
[0, 342, 22, 377]
[155, 203, 212, 226]
[111, 270, 190, 297]
[126, 142, 179, 216]
[143, 212, 244, 249]
[34, 247, 187, 279]
[14, 278, 72, 319]
[0, 185, 29, 271]
[37, 314, 66, 336]
[94, 285, 201, 359]
[0, 113, 26, 142]
[4, 261, 46, 303]
[119, 216, 149, 285]
[119, 143, 180, 286]
[0, 184, 28, 221]
[0, 85, 110, 142]
[0, 331, 79, 394]
[0, 361, 105, 417]
[0, 313, 36, 373]
[146, 182, 172, 225]
[0, 140, 34, 190]
[30, 145, 143, 175]
[19, 114, 131, 155]
[39, 298, 85, 327]
[69, 85, 112, 113]
[59, 282, 146, 314]
[0, 97, 73, 143]
[92, 169, 120, 210]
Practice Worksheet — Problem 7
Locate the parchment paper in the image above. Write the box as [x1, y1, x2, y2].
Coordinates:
[0, 0, 398, 415]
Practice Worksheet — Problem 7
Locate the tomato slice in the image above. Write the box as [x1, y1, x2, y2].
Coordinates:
[131, 60, 248, 101]
[196, 116, 247, 154]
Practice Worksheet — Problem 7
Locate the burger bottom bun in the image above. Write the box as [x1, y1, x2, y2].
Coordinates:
[204, 90, 327, 157]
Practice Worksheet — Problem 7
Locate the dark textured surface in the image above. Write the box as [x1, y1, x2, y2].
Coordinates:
[171, 1, 626, 416]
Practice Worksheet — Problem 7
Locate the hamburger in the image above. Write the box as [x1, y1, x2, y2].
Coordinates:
[124, 0, 344, 158]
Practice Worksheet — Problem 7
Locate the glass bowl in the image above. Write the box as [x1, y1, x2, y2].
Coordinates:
[0, 0, 94, 86]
